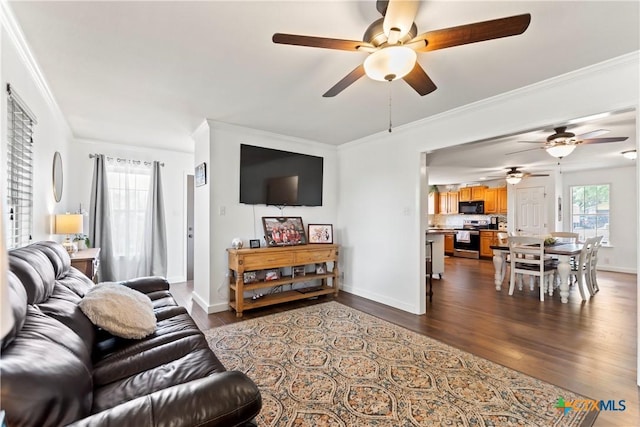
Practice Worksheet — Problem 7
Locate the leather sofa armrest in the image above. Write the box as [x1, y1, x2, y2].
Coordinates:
[116, 276, 170, 294]
[68, 371, 261, 427]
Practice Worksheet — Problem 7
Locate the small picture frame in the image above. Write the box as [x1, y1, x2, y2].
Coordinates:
[243, 271, 258, 284]
[262, 216, 307, 247]
[308, 224, 333, 244]
[249, 239, 261, 249]
[195, 162, 207, 187]
[315, 263, 327, 275]
[264, 269, 280, 281]
[292, 265, 306, 278]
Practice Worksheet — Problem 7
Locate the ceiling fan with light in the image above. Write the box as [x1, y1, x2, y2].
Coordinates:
[490, 167, 549, 185]
[272, 0, 531, 97]
[508, 127, 629, 158]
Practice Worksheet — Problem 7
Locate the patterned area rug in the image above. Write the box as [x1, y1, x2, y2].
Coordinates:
[204, 302, 597, 426]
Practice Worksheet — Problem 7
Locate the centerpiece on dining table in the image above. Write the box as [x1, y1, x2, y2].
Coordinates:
[543, 236, 558, 246]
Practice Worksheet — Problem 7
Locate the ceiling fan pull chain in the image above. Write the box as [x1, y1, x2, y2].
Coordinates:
[388, 80, 393, 133]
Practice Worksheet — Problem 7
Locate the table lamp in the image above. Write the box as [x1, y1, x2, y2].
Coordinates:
[55, 213, 83, 255]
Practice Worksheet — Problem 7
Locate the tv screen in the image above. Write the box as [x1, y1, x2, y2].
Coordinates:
[239, 144, 323, 206]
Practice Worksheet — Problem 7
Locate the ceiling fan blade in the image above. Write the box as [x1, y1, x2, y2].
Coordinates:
[323, 64, 366, 97]
[272, 33, 374, 51]
[383, 0, 419, 41]
[414, 13, 531, 52]
[505, 146, 544, 155]
[578, 129, 609, 139]
[518, 140, 544, 143]
[403, 63, 437, 96]
[526, 173, 550, 177]
[581, 136, 629, 144]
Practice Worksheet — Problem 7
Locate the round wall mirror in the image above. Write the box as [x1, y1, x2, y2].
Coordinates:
[52, 151, 63, 202]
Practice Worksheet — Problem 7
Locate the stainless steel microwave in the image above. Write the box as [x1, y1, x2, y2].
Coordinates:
[459, 200, 484, 214]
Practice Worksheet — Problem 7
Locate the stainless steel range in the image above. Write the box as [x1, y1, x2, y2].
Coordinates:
[453, 220, 489, 259]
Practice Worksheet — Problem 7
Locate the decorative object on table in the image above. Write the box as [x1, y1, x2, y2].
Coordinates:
[262, 216, 307, 247]
[291, 265, 306, 278]
[231, 238, 244, 249]
[315, 262, 327, 274]
[52, 151, 63, 203]
[264, 269, 280, 281]
[308, 224, 333, 244]
[543, 236, 557, 246]
[55, 213, 83, 254]
[73, 234, 90, 250]
[195, 162, 207, 187]
[243, 271, 258, 284]
[249, 239, 260, 249]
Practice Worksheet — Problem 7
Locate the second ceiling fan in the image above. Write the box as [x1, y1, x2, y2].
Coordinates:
[272, 0, 531, 97]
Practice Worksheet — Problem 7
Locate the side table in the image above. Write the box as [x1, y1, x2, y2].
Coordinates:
[71, 248, 101, 282]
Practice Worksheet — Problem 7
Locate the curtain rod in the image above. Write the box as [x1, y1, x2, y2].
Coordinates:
[89, 153, 164, 167]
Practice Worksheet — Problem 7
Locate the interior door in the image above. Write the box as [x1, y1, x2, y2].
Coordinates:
[186, 174, 194, 281]
[515, 186, 546, 236]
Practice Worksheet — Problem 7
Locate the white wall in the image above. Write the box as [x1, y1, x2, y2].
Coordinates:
[338, 53, 639, 315]
[192, 120, 338, 313]
[67, 138, 194, 283]
[562, 165, 637, 273]
[1, 21, 73, 244]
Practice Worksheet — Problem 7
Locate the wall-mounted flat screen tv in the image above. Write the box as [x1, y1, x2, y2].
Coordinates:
[239, 144, 323, 206]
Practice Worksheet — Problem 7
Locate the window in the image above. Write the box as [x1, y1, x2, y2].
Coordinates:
[570, 184, 610, 244]
[6, 84, 37, 249]
[105, 158, 152, 258]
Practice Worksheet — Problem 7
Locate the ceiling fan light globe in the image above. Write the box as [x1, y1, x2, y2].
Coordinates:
[546, 143, 576, 158]
[506, 176, 522, 185]
[622, 150, 637, 160]
[364, 46, 417, 82]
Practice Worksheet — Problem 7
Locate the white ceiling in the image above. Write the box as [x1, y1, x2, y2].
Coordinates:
[7, 0, 639, 179]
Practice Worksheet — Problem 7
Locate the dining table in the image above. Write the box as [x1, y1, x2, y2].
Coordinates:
[490, 243, 584, 303]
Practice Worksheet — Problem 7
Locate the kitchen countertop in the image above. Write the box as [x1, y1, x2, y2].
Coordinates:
[427, 229, 457, 234]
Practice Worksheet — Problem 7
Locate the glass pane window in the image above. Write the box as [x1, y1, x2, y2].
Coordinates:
[106, 159, 152, 258]
[6, 86, 36, 249]
[570, 184, 610, 244]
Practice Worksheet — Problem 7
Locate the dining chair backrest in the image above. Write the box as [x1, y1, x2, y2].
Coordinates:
[587, 235, 604, 294]
[550, 232, 579, 243]
[508, 236, 546, 269]
[508, 236, 556, 301]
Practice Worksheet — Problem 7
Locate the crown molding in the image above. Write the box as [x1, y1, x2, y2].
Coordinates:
[1, 0, 70, 135]
[341, 51, 639, 150]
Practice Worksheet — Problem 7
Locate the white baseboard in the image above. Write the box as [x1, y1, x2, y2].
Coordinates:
[167, 275, 186, 284]
[340, 284, 423, 314]
[191, 291, 230, 314]
[597, 265, 637, 274]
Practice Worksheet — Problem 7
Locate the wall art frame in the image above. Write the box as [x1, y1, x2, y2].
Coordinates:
[262, 216, 307, 247]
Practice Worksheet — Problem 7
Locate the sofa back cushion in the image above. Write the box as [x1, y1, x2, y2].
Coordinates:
[1, 272, 28, 349]
[9, 247, 56, 304]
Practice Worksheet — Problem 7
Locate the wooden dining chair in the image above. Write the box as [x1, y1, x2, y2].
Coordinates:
[550, 232, 579, 243]
[508, 236, 557, 301]
[568, 236, 599, 300]
[586, 235, 604, 295]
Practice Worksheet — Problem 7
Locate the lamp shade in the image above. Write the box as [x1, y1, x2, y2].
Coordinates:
[545, 143, 576, 159]
[364, 46, 417, 81]
[55, 214, 83, 234]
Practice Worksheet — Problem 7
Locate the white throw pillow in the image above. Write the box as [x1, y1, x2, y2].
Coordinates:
[79, 283, 157, 339]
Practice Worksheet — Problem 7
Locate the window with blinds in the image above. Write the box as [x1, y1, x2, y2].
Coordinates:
[6, 84, 36, 249]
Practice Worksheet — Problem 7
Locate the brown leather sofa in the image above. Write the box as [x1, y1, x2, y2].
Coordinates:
[1, 241, 261, 426]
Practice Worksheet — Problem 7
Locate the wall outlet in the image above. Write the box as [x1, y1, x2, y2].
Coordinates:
[603, 257, 610, 265]
[218, 206, 226, 216]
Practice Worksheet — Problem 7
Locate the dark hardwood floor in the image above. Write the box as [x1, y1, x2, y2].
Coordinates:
[170, 256, 638, 426]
